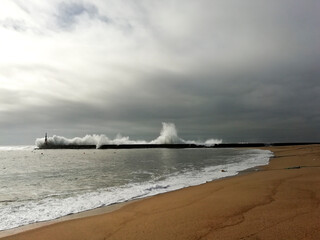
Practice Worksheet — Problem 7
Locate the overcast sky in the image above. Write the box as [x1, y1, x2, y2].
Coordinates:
[0, 0, 319, 145]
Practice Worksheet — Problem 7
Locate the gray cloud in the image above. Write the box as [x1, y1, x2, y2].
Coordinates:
[0, 18, 27, 32]
[55, 1, 109, 29]
[0, 0, 319, 145]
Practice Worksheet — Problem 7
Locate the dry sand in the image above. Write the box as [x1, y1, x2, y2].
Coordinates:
[1, 145, 320, 240]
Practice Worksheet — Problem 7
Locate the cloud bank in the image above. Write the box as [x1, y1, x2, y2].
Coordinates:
[0, 0, 319, 144]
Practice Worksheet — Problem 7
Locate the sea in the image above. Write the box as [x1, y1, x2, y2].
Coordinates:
[0, 146, 273, 231]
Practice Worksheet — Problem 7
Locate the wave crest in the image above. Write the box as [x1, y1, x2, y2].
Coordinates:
[35, 122, 222, 148]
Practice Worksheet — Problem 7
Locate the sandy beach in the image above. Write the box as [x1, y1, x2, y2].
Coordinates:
[1, 145, 320, 240]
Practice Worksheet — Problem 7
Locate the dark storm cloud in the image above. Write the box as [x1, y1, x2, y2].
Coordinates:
[1, 57, 319, 144]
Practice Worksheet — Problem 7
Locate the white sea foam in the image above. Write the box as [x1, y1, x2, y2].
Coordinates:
[35, 122, 222, 148]
[0, 149, 272, 231]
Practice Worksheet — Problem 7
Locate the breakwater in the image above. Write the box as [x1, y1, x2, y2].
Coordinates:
[36, 142, 319, 149]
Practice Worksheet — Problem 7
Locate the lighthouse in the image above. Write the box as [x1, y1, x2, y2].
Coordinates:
[45, 133, 48, 145]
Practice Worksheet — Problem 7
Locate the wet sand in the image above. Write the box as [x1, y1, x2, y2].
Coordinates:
[1, 145, 320, 240]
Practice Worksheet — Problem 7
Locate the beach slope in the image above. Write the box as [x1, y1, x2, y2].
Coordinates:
[2, 145, 320, 240]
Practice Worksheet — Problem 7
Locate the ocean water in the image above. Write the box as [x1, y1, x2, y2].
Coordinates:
[0, 146, 273, 231]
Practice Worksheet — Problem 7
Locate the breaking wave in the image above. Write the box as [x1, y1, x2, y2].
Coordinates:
[35, 122, 222, 148]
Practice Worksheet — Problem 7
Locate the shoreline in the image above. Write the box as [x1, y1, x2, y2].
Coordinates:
[0, 148, 270, 235]
[2, 145, 320, 239]
[0, 147, 273, 239]
[0, 148, 270, 237]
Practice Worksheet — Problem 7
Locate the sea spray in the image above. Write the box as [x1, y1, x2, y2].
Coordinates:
[35, 122, 222, 148]
[150, 122, 184, 144]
